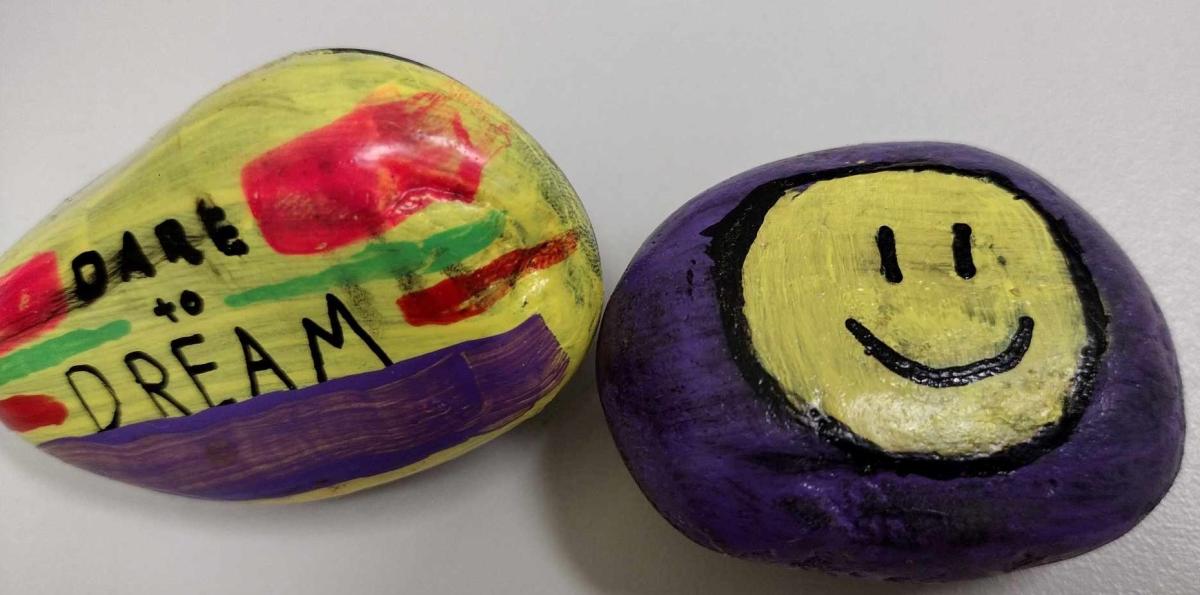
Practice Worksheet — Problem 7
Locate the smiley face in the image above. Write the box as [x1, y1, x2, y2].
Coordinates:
[708, 166, 1106, 473]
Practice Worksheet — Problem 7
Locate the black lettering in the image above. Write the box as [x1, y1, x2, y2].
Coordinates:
[303, 293, 392, 383]
[170, 334, 221, 407]
[71, 251, 108, 303]
[197, 197, 249, 256]
[179, 290, 205, 316]
[117, 231, 157, 281]
[65, 365, 121, 432]
[235, 327, 297, 396]
[154, 219, 204, 265]
[153, 298, 178, 323]
[124, 351, 191, 417]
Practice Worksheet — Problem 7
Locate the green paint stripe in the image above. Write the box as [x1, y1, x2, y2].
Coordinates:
[0, 320, 132, 387]
[226, 211, 506, 308]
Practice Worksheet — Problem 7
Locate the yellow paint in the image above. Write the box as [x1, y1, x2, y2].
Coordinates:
[742, 170, 1088, 456]
[0, 50, 602, 498]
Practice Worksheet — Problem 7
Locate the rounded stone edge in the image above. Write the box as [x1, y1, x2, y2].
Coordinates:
[596, 142, 1184, 581]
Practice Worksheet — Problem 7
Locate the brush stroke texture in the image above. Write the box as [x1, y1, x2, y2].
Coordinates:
[40, 315, 566, 500]
[0, 321, 132, 387]
[225, 211, 505, 308]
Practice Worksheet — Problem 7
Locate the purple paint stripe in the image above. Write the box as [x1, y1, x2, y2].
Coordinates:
[40, 315, 567, 500]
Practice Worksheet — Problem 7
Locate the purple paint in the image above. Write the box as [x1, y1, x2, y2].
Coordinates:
[596, 143, 1184, 581]
[42, 315, 567, 500]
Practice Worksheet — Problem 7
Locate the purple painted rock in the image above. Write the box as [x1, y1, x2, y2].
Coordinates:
[596, 143, 1183, 580]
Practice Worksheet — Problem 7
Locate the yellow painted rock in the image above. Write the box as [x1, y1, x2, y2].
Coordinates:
[0, 49, 603, 502]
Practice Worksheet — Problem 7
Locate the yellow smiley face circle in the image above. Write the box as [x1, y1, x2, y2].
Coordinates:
[709, 167, 1105, 468]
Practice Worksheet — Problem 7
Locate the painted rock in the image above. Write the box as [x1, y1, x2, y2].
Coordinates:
[597, 143, 1183, 580]
[0, 49, 603, 502]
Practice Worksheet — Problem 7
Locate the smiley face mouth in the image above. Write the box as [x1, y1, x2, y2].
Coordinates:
[844, 316, 1035, 388]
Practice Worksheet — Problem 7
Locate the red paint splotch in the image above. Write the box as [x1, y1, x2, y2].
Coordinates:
[0, 252, 67, 357]
[0, 395, 69, 432]
[399, 232, 579, 326]
[242, 92, 510, 255]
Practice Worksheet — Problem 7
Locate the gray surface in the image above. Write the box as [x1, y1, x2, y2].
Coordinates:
[0, 1, 1196, 593]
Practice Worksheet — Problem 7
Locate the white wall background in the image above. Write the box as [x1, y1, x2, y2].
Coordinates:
[0, 1, 1196, 593]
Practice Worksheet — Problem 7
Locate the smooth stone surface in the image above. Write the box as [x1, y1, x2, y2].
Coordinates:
[0, 49, 603, 502]
[596, 143, 1183, 581]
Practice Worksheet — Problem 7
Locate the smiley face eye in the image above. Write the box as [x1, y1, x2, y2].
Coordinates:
[952, 223, 976, 279]
[877, 224, 976, 282]
[876, 225, 903, 283]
